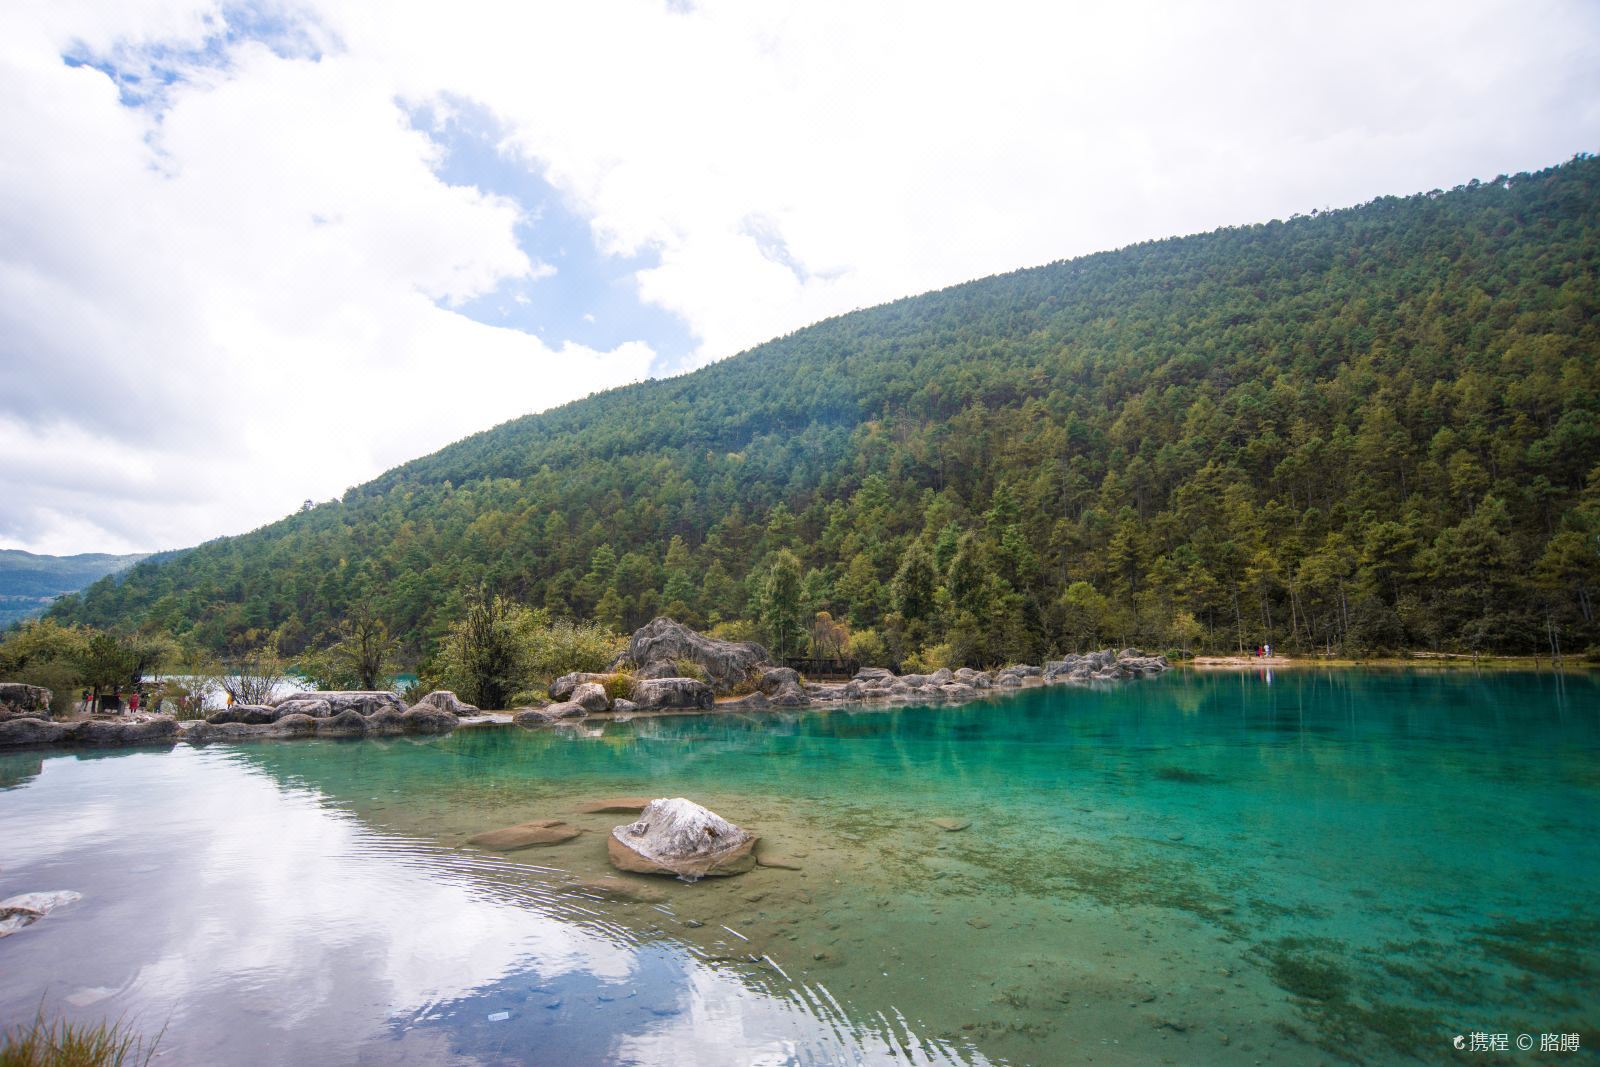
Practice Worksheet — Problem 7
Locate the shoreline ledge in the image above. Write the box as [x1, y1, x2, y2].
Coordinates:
[0, 618, 1181, 752]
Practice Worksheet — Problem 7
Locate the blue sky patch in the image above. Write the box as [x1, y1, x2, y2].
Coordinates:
[411, 100, 696, 375]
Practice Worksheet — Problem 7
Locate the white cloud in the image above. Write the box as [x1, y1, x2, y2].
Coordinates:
[1, 0, 1597, 553]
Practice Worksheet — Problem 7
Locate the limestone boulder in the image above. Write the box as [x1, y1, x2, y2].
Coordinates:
[549, 672, 619, 701]
[759, 667, 809, 707]
[410, 690, 480, 716]
[513, 702, 585, 727]
[570, 682, 611, 713]
[268, 696, 332, 720]
[616, 617, 769, 692]
[0, 683, 52, 718]
[316, 709, 369, 737]
[400, 706, 459, 735]
[631, 677, 713, 709]
[273, 691, 405, 717]
[608, 797, 757, 879]
[366, 706, 407, 736]
[272, 713, 319, 738]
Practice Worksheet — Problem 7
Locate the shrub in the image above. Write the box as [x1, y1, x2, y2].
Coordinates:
[602, 673, 636, 702]
[671, 658, 708, 682]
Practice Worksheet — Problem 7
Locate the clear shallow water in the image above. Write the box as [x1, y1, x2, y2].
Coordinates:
[1, 668, 1597, 1065]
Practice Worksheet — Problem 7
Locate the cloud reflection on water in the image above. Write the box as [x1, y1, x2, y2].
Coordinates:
[0, 745, 981, 1066]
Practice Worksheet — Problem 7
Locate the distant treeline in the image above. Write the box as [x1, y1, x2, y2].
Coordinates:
[49, 154, 1600, 666]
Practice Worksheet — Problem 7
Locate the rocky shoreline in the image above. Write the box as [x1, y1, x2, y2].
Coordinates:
[0, 618, 1169, 752]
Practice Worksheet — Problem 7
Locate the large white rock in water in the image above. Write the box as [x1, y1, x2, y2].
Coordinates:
[608, 797, 757, 879]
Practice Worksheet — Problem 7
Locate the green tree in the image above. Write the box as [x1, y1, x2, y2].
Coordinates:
[761, 550, 805, 657]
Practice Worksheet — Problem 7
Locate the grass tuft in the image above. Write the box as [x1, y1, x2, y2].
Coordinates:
[0, 1010, 157, 1067]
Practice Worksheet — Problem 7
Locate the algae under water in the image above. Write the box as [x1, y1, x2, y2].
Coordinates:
[0, 668, 1596, 1065]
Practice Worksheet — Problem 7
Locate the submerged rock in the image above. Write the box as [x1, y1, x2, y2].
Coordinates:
[467, 819, 581, 850]
[0, 890, 82, 938]
[616, 617, 769, 692]
[608, 797, 757, 879]
[575, 797, 654, 814]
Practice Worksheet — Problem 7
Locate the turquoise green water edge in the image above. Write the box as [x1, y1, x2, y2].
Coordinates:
[1, 668, 1596, 1065]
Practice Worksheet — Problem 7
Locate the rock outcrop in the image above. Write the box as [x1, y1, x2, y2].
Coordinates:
[0, 683, 52, 719]
[73, 716, 179, 746]
[570, 682, 611, 712]
[410, 690, 479, 716]
[205, 704, 277, 725]
[607, 797, 757, 879]
[271, 690, 406, 717]
[615, 617, 768, 692]
[1044, 649, 1169, 682]
[630, 677, 713, 709]
[399, 705, 459, 735]
[0, 717, 69, 746]
[184, 690, 460, 744]
[549, 672, 619, 701]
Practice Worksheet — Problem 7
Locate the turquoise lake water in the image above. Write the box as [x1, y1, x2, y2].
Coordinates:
[1, 668, 1596, 1065]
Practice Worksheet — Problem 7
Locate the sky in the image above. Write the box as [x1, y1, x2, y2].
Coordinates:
[2, 0, 1598, 556]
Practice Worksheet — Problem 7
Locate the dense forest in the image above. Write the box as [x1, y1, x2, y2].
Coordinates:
[0, 550, 146, 628]
[48, 155, 1600, 668]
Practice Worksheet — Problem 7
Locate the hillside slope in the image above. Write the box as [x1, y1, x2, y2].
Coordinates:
[52, 155, 1600, 662]
[0, 550, 147, 627]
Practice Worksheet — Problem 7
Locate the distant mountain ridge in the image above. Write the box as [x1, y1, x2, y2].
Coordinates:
[0, 550, 147, 627]
[48, 154, 1600, 661]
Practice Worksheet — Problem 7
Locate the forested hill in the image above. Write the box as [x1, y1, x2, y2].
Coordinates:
[51, 154, 1600, 664]
[0, 550, 147, 628]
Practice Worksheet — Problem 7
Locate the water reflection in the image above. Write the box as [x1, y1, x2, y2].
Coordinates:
[0, 748, 983, 1066]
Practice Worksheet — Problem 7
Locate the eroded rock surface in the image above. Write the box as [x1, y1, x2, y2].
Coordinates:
[631, 677, 713, 709]
[0, 683, 52, 719]
[273, 691, 405, 717]
[549, 672, 619, 701]
[570, 682, 611, 712]
[616, 617, 769, 691]
[410, 690, 479, 716]
[608, 797, 757, 879]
